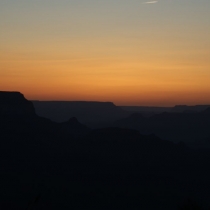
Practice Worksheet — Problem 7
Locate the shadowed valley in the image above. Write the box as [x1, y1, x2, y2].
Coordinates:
[1, 91, 210, 209]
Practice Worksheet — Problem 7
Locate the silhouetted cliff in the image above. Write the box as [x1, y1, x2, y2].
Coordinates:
[1, 91, 210, 210]
[0, 91, 90, 137]
[0, 91, 35, 117]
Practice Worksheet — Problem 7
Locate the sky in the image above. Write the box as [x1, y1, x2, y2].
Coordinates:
[0, 0, 210, 106]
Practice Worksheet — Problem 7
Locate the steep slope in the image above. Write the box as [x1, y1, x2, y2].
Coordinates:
[0, 91, 90, 138]
[0, 91, 35, 117]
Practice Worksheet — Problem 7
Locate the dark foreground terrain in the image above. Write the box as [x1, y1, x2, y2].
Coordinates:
[1, 91, 210, 209]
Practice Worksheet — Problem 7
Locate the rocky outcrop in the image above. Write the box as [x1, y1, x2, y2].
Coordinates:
[0, 91, 90, 138]
[0, 91, 36, 117]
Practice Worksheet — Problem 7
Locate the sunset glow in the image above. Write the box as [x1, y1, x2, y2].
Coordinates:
[1, 0, 210, 106]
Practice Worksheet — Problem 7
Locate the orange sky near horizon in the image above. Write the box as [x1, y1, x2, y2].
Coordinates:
[0, 0, 210, 106]
[1, 50, 209, 106]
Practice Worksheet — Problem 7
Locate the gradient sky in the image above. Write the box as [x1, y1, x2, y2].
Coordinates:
[0, 0, 210, 106]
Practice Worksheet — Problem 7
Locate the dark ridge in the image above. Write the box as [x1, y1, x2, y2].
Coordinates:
[121, 106, 172, 114]
[63, 116, 90, 131]
[171, 105, 210, 113]
[1, 91, 210, 210]
[0, 91, 35, 117]
[59, 117, 90, 136]
[121, 105, 210, 115]
[32, 101, 128, 124]
[0, 91, 90, 138]
[87, 127, 141, 140]
[114, 109, 210, 148]
[201, 107, 210, 114]
[80, 127, 189, 168]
